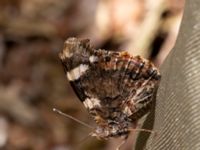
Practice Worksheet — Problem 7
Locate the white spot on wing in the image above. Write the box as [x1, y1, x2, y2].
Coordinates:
[67, 64, 89, 81]
[83, 98, 101, 109]
[63, 49, 73, 58]
[123, 106, 132, 116]
[89, 55, 98, 63]
[114, 58, 118, 70]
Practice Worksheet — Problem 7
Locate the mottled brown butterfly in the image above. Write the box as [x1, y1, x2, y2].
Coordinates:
[57, 37, 161, 149]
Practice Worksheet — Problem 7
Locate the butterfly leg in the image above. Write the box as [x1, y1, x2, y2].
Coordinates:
[116, 135, 128, 150]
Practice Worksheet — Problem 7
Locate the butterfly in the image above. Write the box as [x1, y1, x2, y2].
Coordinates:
[58, 37, 161, 149]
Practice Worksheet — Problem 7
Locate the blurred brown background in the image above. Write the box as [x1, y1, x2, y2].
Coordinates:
[0, 0, 184, 150]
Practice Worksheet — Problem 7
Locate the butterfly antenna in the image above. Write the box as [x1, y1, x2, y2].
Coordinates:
[79, 133, 92, 143]
[53, 108, 94, 129]
[116, 135, 128, 150]
[76, 131, 95, 148]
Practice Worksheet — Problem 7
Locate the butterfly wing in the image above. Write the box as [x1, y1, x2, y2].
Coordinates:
[59, 38, 161, 126]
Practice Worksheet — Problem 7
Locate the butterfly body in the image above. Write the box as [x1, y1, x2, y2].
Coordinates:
[59, 38, 161, 140]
